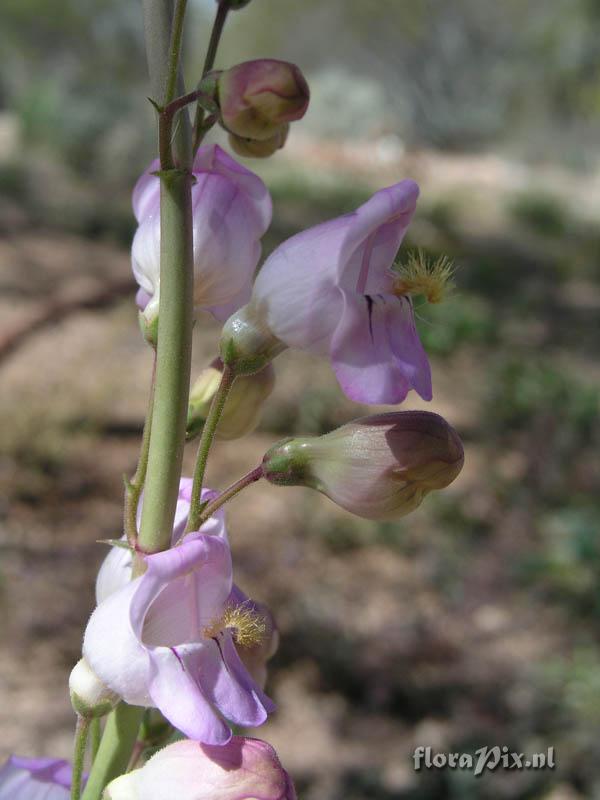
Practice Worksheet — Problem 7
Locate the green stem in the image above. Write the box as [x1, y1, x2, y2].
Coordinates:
[197, 466, 263, 526]
[80, 705, 144, 800]
[80, 3, 193, 797]
[193, 0, 230, 152]
[164, 0, 188, 105]
[136, 167, 193, 562]
[124, 357, 156, 547]
[90, 718, 101, 764]
[70, 717, 90, 800]
[186, 365, 235, 531]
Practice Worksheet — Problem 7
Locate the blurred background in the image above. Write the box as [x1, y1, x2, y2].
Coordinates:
[1, 1, 600, 798]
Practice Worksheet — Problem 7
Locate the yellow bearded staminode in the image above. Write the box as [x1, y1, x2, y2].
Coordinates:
[391, 250, 455, 305]
[204, 602, 266, 648]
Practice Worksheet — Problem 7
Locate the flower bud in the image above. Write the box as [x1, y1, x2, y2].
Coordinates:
[218, 60, 309, 141]
[187, 358, 275, 441]
[262, 411, 464, 520]
[69, 658, 119, 719]
[104, 737, 296, 800]
[228, 126, 289, 159]
[221, 303, 287, 376]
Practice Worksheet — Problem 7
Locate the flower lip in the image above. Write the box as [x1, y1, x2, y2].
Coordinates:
[338, 180, 420, 296]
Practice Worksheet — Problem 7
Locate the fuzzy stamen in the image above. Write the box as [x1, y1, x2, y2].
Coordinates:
[204, 602, 266, 648]
[392, 250, 455, 304]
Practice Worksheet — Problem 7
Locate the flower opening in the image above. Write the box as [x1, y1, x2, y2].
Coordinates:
[204, 601, 267, 648]
[392, 250, 455, 304]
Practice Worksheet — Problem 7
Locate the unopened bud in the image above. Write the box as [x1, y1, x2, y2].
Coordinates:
[218, 59, 309, 141]
[69, 658, 119, 718]
[221, 303, 286, 376]
[262, 412, 464, 520]
[229, 126, 289, 159]
[105, 737, 296, 800]
[187, 358, 275, 440]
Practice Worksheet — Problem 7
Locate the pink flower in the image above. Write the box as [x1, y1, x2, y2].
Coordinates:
[83, 527, 274, 744]
[0, 756, 73, 799]
[229, 181, 431, 404]
[132, 144, 272, 324]
[105, 737, 295, 800]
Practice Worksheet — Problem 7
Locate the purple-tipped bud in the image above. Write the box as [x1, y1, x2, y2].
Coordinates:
[218, 59, 309, 141]
[187, 358, 275, 440]
[262, 411, 464, 520]
[229, 125, 289, 159]
[105, 737, 296, 800]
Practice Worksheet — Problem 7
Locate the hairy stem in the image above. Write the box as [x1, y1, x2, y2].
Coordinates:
[70, 717, 90, 800]
[186, 365, 235, 531]
[80, 705, 144, 800]
[90, 718, 101, 764]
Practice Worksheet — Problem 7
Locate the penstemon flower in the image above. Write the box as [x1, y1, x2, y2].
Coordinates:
[83, 530, 274, 743]
[132, 144, 272, 325]
[222, 181, 435, 404]
[0, 756, 73, 799]
[104, 737, 295, 800]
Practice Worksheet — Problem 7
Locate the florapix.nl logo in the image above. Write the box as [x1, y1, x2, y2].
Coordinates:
[413, 746, 556, 777]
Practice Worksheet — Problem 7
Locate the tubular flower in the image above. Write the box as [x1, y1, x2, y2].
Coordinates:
[132, 144, 272, 324]
[105, 737, 295, 800]
[83, 529, 274, 744]
[222, 181, 433, 404]
[0, 756, 73, 799]
[262, 411, 464, 520]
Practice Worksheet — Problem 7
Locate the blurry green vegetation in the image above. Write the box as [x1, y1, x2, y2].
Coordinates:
[416, 293, 496, 356]
[508, 191, 570, 237]
[486, 359, 599, 436]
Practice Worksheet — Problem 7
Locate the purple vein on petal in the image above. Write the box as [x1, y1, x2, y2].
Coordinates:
[355, 232, 376, 295]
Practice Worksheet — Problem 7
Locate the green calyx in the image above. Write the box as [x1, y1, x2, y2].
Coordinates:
[261, 438, 314, 486]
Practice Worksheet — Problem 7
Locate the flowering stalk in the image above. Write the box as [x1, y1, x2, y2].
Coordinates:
[82, 1, 194, 797]
[186, 365, 235, 531]
[124, 359, 155, 547]
[70, 717, 89, 800]
[195, 465, 263, 528]
[193, 0, 230, 152]
[80, 705, 144, 800]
